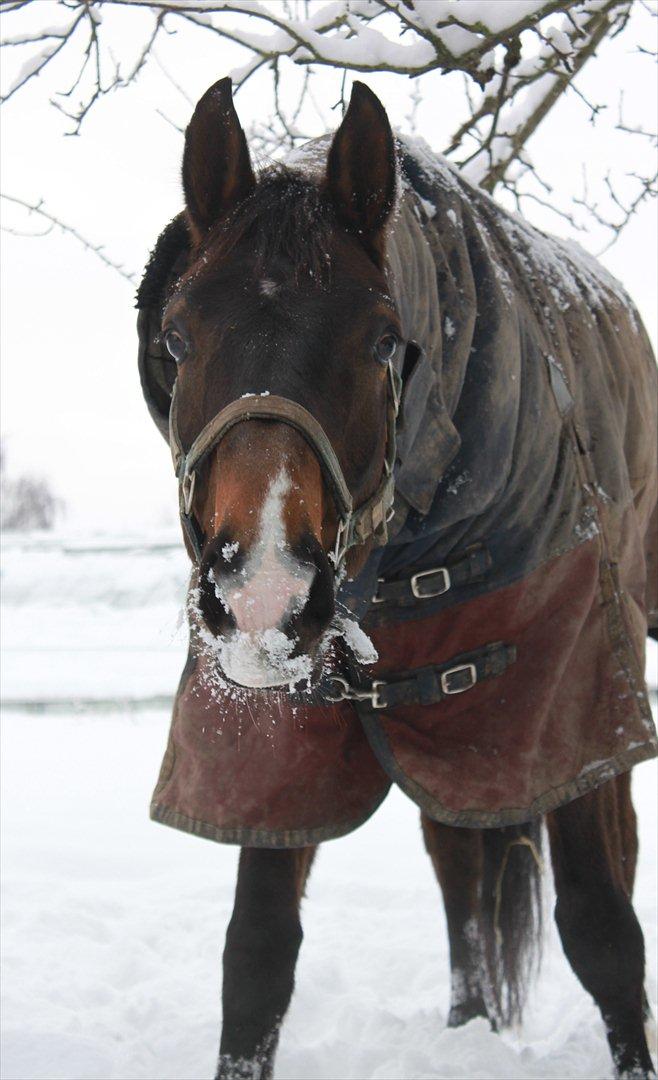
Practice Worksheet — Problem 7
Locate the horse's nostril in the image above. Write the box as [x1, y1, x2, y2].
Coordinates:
[198, 535, 243, 636]
[198, 568, 237, 637]
[284, 535, 335, 652]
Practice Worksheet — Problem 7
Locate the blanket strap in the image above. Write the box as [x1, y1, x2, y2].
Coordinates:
[371, 545, 490, 605]
[325, 641, 516, 712]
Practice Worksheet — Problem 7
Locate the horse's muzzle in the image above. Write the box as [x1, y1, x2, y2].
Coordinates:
[197, 529, 335, 687]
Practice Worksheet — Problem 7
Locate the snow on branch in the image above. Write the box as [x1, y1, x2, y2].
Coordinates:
[447, 1, 631, 191]
[0, 0, 655, 243]
[1, 3, 630, 134]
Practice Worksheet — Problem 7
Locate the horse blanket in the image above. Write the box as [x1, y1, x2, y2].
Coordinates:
[138, 136, 658, 846]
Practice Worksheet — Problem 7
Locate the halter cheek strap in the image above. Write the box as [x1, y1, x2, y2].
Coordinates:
[168, 360, 402, 569]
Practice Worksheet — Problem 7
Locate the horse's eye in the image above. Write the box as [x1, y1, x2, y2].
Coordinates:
[164, 329, 188, 364]
[374, 333, 399, 364]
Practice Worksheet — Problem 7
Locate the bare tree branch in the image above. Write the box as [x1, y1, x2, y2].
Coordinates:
[0, 192, 137, 282]
[448, 1, 630, 191]
[0, 0, 654, 250]
[574, 168, 658, 252]
[1, 6, 88, 105]
[616, 90, 658, 144]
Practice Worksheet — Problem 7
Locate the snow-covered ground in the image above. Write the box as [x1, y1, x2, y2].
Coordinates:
[1, 532, 656, 1080]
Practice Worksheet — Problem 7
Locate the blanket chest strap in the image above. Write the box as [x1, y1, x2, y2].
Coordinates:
[371, 545, 490, 605]
[326, 641, 516, 712]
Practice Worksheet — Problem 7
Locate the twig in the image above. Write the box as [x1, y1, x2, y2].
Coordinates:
[573, 168, 658, 251]
[0, 0, 652, 247]
[1, 192, 136, 282]
[616, 89, 657, 143]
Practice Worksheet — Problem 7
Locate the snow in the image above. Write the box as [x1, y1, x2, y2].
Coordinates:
[334, 615, 378, 666]
[0, 531, 188, 705]
[397, 129, 639, 320]
[1, 25, 72, 45]
[198, 0, 569, 84]
[212, 624, 313, 692]
[418, 195, 438, 219]
[4, 40, 63, 96]
[205, 469, 316, 687]
[1, 531, 656, 1079]
[221, 540, 239, 563]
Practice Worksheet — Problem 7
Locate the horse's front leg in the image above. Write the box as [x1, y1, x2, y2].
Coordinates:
[217, 846, 316, 1080]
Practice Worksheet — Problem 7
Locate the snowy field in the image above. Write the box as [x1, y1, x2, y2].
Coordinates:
[1, 532, 656, 1080]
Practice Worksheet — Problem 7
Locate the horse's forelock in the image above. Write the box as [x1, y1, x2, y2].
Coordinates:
[188, 166, 336, 287]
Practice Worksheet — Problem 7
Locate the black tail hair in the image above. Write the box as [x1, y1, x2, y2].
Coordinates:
[480, 819, 544, 1027]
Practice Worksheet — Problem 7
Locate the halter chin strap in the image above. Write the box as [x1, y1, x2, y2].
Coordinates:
[168, 360, 402, 569]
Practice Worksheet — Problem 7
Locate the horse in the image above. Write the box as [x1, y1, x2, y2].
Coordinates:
[137, 78, 658, 1079]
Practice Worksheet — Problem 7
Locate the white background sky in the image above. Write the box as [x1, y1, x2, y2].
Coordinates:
[1, 1, 656, 533]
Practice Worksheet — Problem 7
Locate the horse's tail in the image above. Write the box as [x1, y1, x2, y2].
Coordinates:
[479, 820, 544, 1027]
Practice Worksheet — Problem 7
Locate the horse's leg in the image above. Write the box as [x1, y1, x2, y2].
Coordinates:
[547, 780, 655, 1077]
[615, 771, 655, 1043]
[217, 846, 316, 1080]
[616, 772, 639, 895]
[421, 814, 490, 1027]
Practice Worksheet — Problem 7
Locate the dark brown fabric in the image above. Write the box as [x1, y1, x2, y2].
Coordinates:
[360, 533, 655, 828]
[151, 529, 655, 844]
[151, 645, 391, 847]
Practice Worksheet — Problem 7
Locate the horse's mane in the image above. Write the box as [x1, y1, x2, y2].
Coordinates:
[136, 213, 190, 311]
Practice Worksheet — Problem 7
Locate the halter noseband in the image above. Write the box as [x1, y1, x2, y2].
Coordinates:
[168, 360, 402, 571]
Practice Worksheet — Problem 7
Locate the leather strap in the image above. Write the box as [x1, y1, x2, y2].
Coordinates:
[371, 545, 491, 605]
[169, 361, 402, 569]
[324, 641, 516, 712]
[172, 393, 354, 520]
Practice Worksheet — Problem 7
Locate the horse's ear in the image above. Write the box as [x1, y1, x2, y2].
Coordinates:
[325, 82, 397, 264]
[182, 77, 255, 242]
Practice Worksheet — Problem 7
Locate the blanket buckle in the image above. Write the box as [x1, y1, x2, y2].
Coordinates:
[441, 663, 477, 695]
[411, 566, 451, 598]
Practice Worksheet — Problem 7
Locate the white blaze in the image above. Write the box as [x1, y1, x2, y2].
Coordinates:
[223, 470, 312, 632]
[214, 470, 315, 688]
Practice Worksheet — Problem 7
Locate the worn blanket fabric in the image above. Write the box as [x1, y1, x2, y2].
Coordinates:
[140, 137, 658, 845]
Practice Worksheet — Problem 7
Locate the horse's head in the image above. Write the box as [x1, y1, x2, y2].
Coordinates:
[165, 78, 401, 688]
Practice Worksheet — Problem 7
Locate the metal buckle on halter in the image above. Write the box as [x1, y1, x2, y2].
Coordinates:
[411, 566, 451, 599]
[387, 360, 401, 415]
[330, 515, 352, 569]
[181, 469, 196, 516]
[440, 663, 477, 695]
[325, 676, 387, 709]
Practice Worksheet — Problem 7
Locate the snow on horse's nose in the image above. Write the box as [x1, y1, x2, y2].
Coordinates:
[217, 551, 314, 633]
[212, 470, 315, 633]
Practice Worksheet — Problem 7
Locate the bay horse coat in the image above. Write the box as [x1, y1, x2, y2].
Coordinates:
[138, 133, 658, 847]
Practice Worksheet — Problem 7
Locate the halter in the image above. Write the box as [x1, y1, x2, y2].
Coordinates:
[168, 359, 402, 570]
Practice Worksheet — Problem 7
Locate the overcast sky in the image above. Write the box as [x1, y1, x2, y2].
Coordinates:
[1, 2, 656, 533]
